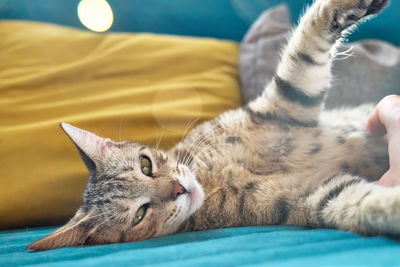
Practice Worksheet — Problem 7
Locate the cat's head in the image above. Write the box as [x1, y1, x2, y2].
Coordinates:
[27, 123, 204, 251]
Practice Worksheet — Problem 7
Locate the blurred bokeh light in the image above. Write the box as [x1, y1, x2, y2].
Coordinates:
[77, 0, 113, 32]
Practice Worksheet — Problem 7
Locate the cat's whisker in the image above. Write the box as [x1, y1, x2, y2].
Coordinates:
[179, 123, 221, 165]
[192, 144, 222, 161]
[176, 119, 199, 167]
[118, 118, 123, 142]
[189, 143, 229, 172]
[190, 158, 208, 173]
[191, 140, 229, 161]
[334, 45, 354, 61]
[181, 124, 224, 167]
[184, 132, 225, 170]
[185, 126, 225, 163]
[190, 144, 230, 173]
[155, 132, 164, 152]
[335, 45, 354, 56]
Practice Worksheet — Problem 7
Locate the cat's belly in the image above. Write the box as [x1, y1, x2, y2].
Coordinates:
[185, 123, 387, 231]
[194, 121, 388, 189]
[179, 107, 388, 231]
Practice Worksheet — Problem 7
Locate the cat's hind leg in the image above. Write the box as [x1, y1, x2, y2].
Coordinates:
[296, 173, 400, 236]
[247, 0, 389, 127]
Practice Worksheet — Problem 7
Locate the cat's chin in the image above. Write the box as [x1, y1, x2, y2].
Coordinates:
[176, 166, 205, 216]
[186, 181, 204, 215]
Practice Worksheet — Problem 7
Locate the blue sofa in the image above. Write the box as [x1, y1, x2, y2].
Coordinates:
[3, 226, 400, 266]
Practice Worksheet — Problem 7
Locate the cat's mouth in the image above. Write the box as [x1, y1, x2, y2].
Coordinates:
[172, 180, 188, 199]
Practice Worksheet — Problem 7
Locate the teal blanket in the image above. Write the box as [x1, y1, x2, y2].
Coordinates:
[2, 226, 400, 266]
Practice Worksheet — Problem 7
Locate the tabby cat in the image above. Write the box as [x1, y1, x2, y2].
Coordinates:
[29, 0, 394, 251]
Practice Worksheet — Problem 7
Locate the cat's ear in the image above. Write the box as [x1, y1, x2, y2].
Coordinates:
[27, 209, 91, 252]
[61, 123, 115, 172]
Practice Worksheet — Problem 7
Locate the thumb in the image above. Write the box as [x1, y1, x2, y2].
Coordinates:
[366, 105, 387, 136]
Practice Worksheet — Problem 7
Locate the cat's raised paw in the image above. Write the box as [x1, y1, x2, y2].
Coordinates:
[317, 0, 389, 42]
[363, 0, 389, 16]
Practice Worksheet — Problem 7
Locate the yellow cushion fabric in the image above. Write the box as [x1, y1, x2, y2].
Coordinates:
[0, 21, 241, 229]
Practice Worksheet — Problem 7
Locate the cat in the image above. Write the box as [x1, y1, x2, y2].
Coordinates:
[28, 0, 394, 251]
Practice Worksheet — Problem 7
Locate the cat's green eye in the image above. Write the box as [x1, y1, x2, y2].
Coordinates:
[140, 156, 152, 176]
[134, 204, 149, 225]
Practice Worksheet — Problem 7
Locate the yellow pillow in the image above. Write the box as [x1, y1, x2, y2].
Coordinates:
[0, 21, 241, 229]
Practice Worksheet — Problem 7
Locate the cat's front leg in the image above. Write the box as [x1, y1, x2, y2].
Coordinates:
[247, 0, 389, 127]
[298, 174, 400, 236]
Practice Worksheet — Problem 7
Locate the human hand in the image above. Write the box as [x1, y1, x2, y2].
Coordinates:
[366, 95, 400, 187]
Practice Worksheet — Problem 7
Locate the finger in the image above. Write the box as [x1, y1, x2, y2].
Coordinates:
[366, 105, 387, 136]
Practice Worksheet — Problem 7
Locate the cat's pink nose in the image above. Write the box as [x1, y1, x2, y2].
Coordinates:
[172, 180, 186, 199]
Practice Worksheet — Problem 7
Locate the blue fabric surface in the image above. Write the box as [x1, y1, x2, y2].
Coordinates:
[0, 0, 399, 45]
[2, 226, 400, 266]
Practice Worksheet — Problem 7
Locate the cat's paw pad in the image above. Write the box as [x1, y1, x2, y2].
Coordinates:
[321, 0, 389, 41]
[363, 0, 389, 16]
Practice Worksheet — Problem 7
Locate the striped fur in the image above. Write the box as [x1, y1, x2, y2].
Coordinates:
[28, 0, 395, 251]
